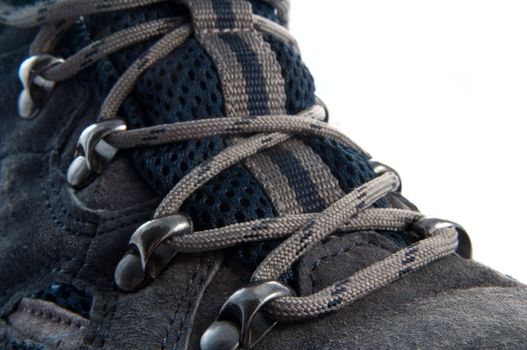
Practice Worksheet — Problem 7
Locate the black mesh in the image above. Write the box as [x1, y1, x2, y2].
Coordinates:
[264, 34, 316, 114]
[1, 340, 45, 350]
[304, 136, 390, 208]
[128, 38, 229, 194]
[248, 0, 280, 22]
[303, 137, 376, 193]
[86, 5, 277, 230]
[34, 284, 93, 319]
[80, 1, 386, 268]
[181, 163, 274, 230]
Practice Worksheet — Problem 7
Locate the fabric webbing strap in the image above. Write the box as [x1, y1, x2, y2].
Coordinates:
[181, 0, 344, 214]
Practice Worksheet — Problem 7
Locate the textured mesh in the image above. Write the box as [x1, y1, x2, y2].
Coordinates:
[86, 4, 276, 228]
[264, 34, 381, 195]
[134, 40, 223, 126]
[248, 0, 280, 22]
[128, 38, 228, 194]
[264, 34, 316, 114]
[1, 340, 45, 350]
[3, 0, 38, 5]
[303, 137, 389, 208]
[181, 163, 274, 231]
[303, 137, 376, 193]
[34, 284, 93, 319]
[80, 1, 387, 268]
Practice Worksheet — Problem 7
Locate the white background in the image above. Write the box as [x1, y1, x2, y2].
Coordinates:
[290, 1, 527, 283]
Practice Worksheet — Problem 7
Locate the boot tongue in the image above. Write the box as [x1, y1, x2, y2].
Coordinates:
[84, 1, 379, 266]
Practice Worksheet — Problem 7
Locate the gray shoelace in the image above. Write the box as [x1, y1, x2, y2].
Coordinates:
[0, 0, 459, 321]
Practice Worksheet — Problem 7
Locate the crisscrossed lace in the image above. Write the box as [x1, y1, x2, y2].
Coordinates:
[0, 0, 460, 322]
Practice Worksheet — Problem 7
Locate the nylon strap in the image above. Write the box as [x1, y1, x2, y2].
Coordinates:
[180, 0, 344, 214]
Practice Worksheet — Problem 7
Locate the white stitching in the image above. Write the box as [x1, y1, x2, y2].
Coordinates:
[19, 306, 85, 329]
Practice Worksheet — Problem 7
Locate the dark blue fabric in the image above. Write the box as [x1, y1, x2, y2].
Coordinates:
[263, 34, 316, 114]
[80, 0, 386, 269]
[303, 137, 375, 194]
[303, 137, 389, 208]
[248, 0, 280, 22]
[85, 6, 276, 231]
[35, 284, 93, 319]
[221, 33, 270, 115]
[2, 340, 45, 350]
[265, 147, 326, 213]
[181, 163, 274, 230]
[210, 0, 238, 30]
[2, 0, 38, 4]
[83, 0, 380, 229]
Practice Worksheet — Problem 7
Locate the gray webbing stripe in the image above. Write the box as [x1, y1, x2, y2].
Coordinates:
[182, 0, 343, 214]
[283, 139, 345, 207]
[245, 151, 304, 215]
[205, 35, 251, 116]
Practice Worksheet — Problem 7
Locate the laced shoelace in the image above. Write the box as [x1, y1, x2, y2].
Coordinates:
[0, 0, 461, 323]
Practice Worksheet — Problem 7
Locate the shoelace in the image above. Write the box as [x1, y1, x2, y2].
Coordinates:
[0, 0, 467, 346]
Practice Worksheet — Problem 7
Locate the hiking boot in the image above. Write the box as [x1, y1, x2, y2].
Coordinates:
[1, 1, 526, 349]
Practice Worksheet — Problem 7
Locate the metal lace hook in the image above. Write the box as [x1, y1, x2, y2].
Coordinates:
[114, 214, 192, 292]
[368, 160, 402, 193]
[200, 281, 293, 350]
[412, 217, 472, 259]
[67, 119, 127, 188]
[315, 96, 329, 122]
[18, 54, 65, 119]
[369, 159, 419, 211]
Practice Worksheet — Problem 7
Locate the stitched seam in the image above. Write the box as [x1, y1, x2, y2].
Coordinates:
[309, 238, 394, 293]
[97, 292, 118, 350]
[173, 258, 217, 349]
[161, 259, 204, 350]
[17, 305, 85, 330]
[40, 97, 98, 235]
[38, 85, 157, 236]
[0, 259, 76, 309]
[42, 171, 156, 237]
[200, 27, 254, 35]
[41, 177, 75, 234]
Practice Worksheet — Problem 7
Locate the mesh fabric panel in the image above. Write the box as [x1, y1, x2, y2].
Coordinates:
[303, 137, 376, 193]
[2, 340, 45, 350]
[34, 284, 92, 319]
[264, 34, 316, 114]
[82, 1, 385, 267]
[86, 3, 276, 229]
[264, 34, 381, 197]
[248, 0, 280, 22]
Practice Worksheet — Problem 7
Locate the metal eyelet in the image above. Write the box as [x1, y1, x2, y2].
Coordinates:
[315, 96, 329, 122]
[368, 160, 419, 211]
[67, 119, 127, 188]
[368, 160, 402, 192]
[412, 217, 472, 259]
[114, 214, 192, 292]
[200, 281, 293, 350]
[18, 54, 64, 119]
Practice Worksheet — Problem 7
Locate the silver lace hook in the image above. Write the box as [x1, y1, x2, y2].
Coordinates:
[67, 119, 127, 188]
[18, 54, 64, 119]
